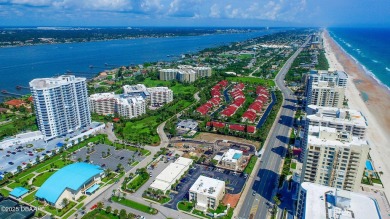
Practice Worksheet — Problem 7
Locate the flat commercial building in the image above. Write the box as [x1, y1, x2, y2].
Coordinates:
[35, 163, 103, 209]
[306, 105, 368, 138]
[159, 65, 212, 82]
[30, 75, 91, 140]
[189, 176, 225, 210]
[150, 157, 193, 193]
[301, 126, 369, 191]
[297, 182, 381, 219]
[89, 93, 146, 119]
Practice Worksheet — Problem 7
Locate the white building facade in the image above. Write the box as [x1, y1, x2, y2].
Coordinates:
[159, 66, 212, 82]
[147, 87, 173, 106]
[297, 182, 381, 219]
[189, 176, 225, 211]
[30, 75, 91, 140]
[301, 126, 369, 192]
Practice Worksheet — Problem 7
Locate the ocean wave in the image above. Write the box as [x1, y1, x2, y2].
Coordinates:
[330, 36, 390, 92]
[386, 67, 390, 72]
[372, 59, 379, 63]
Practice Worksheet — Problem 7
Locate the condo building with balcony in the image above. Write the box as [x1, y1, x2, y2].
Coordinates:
[30, 75, 91, 140]
[301, 125, 369, 192]
[89, 93, 146, 119]
[159, 65, 212, 83]
[306, 105, 368, 139]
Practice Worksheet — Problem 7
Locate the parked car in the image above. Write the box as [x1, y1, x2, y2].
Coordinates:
[8, 162, 14, 165]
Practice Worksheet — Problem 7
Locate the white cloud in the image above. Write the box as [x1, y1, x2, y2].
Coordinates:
[209, 4, 220, 18]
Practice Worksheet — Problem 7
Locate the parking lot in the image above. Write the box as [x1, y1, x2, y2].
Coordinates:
[72, 144, 145, 172]
[0, 122, 102, 174]
[164, 164, 246, 210]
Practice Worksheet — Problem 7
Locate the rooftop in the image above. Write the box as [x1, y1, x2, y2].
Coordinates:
[301, 182, 381, 219]
[35, 163, 103, 204]
[308, 125, 368, 148]
[307, 105, 367, 127]
[190, 175, 225, 198]
[222, 149, 243, 163]
[30, 75, 85, 89]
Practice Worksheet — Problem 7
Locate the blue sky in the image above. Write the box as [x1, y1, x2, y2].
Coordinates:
[0, 0, 389, 27]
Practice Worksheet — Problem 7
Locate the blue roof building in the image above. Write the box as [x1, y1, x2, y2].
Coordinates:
[10, 187, 29, 198]
[35, 163, 103, 208]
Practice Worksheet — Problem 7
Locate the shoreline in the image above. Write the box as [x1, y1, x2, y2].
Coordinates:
[323, 29, 390, 198]
[327, 30, 390, 93]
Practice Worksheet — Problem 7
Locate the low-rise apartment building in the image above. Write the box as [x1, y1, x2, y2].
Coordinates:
[189, 176, 225, 211]
[159, 65, 212, 82]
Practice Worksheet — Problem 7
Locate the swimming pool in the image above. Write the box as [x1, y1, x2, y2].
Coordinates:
[366, 160, 374, 171]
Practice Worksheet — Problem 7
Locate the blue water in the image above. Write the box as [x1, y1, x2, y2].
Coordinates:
[329, 28, 390, 90]
[366, 160, 374, 171]
[0, 29, 281, 100]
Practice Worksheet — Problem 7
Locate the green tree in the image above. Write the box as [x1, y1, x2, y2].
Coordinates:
[106, 205, 112, 213]
[113, 209, 119, 215]
[62, 198, 68, 208]
[119, 209, 127, 219]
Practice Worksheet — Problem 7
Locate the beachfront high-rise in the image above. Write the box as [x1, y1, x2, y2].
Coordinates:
[300, 124, 369, 192]
[296, 182, 381, 219]
[306, 70, 348, 109]
[30, 75, 91, 140]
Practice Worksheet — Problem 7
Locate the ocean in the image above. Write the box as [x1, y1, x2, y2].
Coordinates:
[0, 29, 280, 101]
[329, 28, 390, 90]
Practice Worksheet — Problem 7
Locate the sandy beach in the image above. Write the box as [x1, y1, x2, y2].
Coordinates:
[323, 30, 390, 198]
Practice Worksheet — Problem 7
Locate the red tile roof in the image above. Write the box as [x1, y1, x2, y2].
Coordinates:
[242, 111, 257, 122]
[233, 97, 245, 107]
[229, 124, 245, 131]
[113, 118, 120, 122]
[5, 99, 25, 107]
[246, 126, 256, 133]
[209, 97, 221, 106]
[218, 80, 229, 88]
[249, 102, 263, 112]
[221, 105, 237, 117]
[212, 121, 225, 128]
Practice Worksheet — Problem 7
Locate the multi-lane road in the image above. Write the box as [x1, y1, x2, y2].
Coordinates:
[238, 38, 310, 219]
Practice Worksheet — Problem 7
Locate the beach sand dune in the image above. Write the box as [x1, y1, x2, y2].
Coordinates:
[323, 30, 390, 198]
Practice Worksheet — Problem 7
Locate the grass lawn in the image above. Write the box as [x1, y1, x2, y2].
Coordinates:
[44, 201, 76, 217]
[177, 201, 194, 212]
[238, 54, 253, 59]
[111, 196, 158, 215]
[372, 178, 382, 185]
[123, 116, 160, 145]
[290, 162, 297, 170]
[32, 171, 56, 187]
[63, 209, 77, 219]
[75, 203, 84, 210]
[244, 156, 258, 174]
[82, 209, 119, 219]
[0, 188, 10, 197]
[143, 78, 197, 96]
[22, 190, 37, 203]
[226, 76, 275, 87]
[17, 173, 35, 182]
[131, 161, 139, 166]
[126, 172, 150, 192]
[77, 195, 87, 202]
[143, 195, 171, 204]
[7, 181, 23, 189]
